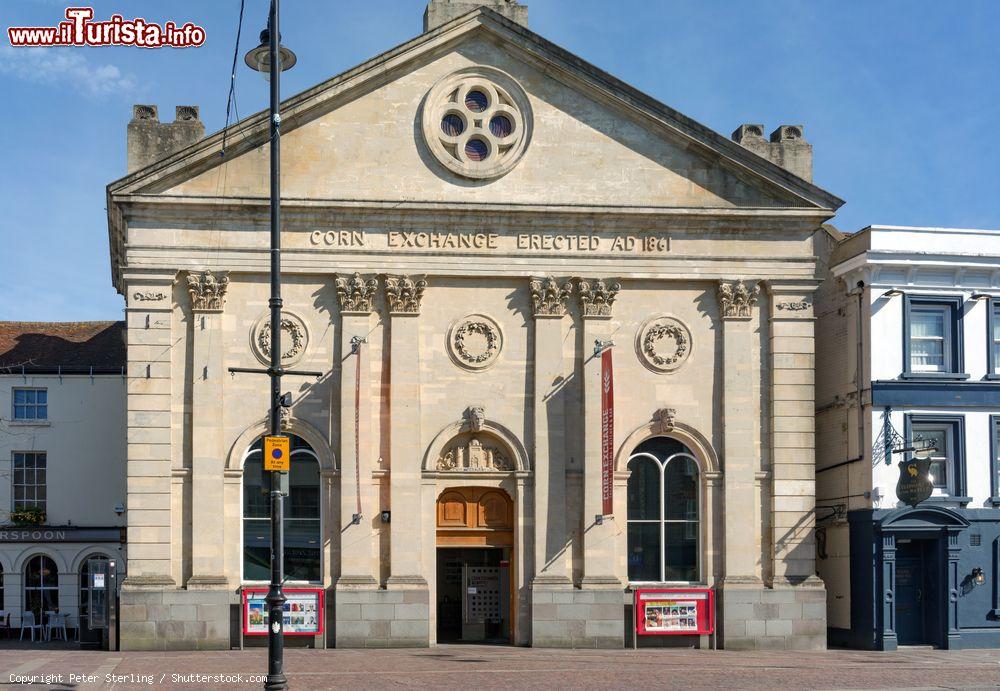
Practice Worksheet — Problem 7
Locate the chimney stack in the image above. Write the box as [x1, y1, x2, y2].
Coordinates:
[732, 123, 813, 182]
[424, 1, 528, 32]
[127, 105, 205, 174]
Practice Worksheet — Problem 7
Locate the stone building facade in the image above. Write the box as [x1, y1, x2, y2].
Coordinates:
[106, 1, 842, 650]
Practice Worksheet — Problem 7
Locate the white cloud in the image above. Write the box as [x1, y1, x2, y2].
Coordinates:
[0, 45, 138, 98]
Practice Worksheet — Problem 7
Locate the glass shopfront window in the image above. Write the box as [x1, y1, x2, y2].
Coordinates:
[243, 435, 321, 582]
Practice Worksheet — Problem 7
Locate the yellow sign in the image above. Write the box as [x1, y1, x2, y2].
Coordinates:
[263, 435, 290, 472]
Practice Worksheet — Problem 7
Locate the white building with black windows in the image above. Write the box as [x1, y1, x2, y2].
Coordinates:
[0, 322, 127, 643]
[815, 226, 1000, 650]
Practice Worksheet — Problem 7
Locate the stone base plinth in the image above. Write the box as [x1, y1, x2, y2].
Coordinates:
[719, 580, 826, 651]
[531, 583, 625, 648]
[119, 583, 234, 651]
[334, 581, 430, 648]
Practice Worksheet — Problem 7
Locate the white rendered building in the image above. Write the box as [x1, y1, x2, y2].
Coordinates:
[816, 226, 1000, 649]
[0, 322, 127, 642]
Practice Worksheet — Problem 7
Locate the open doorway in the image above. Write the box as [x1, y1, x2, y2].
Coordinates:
[436, 547, 510, 643]
[435, 487, 515, 644]
[895, 538, 943, 646]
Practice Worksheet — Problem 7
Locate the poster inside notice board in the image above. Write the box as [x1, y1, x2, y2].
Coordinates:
[243, 588, 324, 636]
[635, 588, 714, 636]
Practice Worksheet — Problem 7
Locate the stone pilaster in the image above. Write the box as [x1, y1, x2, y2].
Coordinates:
[187, 271, 229, 588]
[335, 273, 379, 588]
[577, 278, 621, 592]
[766, 284, 820, 584]
[718, 279, 762, 584]
[530, 278, 573, 587]
[717, 279, 764, 650]
[122, 270, 177, 588]
[385, 276, 428, 590]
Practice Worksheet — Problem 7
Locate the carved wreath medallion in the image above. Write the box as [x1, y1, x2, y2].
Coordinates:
[251, 311, 309, 367]
[448, 314, 503, 371]
[636, 315, 692, 373]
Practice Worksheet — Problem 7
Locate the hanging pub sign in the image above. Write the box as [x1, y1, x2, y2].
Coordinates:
[600, 346, 614, 517]
[895, 457, 933, 508]
[894, 442, 936, 508]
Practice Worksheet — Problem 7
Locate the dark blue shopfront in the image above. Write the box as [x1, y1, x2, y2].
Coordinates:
[834, 506, 1000, 650]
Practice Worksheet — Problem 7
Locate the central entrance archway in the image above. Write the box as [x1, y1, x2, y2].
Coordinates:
[435, 487, 514, 643]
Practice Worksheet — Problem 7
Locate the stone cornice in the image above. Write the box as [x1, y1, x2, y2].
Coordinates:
[114, 194, 834, 226]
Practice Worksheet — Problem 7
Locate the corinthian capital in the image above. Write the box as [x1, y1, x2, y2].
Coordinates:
[335, 273, 379, 314]
[186, 270, 229, 311]
[529, 277, 573, 317]
[577, 278, 620, 318]
[384, 275, 427, 315]
[717, 280, 760, 320]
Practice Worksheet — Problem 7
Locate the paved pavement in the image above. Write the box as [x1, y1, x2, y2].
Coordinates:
[0, 644, 998, 690]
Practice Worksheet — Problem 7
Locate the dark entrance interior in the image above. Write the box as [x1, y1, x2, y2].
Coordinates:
[895, 538, 942, 646]
[436, 548, 510, 643]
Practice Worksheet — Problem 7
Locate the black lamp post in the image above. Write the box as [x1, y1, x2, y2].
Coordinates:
[242, 3, 296, 689]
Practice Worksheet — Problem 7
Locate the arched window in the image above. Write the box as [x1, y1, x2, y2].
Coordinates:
[79, 554, 109, 629]
[627, 437, 700, 583]
[23, 555, 58, 623]
[243, 435, 321, 582]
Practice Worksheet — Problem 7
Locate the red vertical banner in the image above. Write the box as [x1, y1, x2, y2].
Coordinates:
[601, 347, 614, 517]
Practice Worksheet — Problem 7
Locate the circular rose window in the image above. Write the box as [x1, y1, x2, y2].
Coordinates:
[422, 67, 533, 180]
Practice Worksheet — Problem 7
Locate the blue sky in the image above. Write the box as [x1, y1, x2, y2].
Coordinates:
[2, 0, 998, 321]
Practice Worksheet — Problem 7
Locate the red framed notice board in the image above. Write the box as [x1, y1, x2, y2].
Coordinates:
[242, 587, 324, 636]
[635, 588, 714, 636]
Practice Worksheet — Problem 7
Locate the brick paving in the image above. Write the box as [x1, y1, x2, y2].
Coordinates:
[0, 644, 998, 690]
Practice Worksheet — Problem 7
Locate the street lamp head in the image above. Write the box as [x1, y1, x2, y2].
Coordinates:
[244, 28, 297, 79]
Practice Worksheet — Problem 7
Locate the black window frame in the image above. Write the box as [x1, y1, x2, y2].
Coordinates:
[904, 413, 968, 503]
[987, 298, 1000, 381]
[990, 415, 1000, 506]
[901, 295, 968, 380]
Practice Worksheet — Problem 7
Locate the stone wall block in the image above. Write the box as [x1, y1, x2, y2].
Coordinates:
[394, 603, 429, 620]
[361, 603, 395, 621]
[755, 636, 788, 650]
[336, 603, 361, 621]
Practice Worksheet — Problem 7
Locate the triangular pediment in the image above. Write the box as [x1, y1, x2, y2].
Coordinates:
[109, 9, 842, 212]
